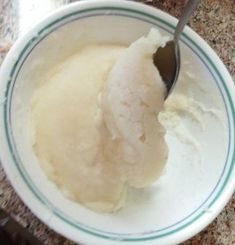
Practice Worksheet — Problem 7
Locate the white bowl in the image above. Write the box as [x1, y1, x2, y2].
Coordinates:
[0, 1, 234, 244]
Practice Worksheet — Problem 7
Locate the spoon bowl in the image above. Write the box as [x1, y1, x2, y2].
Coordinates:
[153, 41, 180, 97]
[154, 0, 200, 98]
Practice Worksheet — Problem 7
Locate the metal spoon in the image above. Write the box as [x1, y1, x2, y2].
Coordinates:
[153, 0, 200, 98]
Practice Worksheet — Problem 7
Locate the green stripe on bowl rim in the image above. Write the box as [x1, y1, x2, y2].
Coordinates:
[2, 6, 235, 242]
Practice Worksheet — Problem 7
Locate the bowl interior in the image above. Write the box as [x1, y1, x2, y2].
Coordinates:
[2, 4, 234, 245]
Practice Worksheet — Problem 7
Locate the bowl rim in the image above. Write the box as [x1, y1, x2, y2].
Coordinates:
[0, 0, 234, 244]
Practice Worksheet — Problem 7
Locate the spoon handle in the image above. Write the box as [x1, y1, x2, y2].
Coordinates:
[174, 0, 200, 43]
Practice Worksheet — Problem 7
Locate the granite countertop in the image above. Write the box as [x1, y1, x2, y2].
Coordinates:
[0, 0, 234, 244]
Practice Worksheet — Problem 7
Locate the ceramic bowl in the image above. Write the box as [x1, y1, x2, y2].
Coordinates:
[0, 1, 234, 244]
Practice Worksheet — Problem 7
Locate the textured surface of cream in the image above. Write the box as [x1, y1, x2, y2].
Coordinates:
[101, 29, 168, 188]
[31, 30, 168, 212]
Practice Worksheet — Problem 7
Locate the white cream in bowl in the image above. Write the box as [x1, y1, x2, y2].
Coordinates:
[31, 29, 168, 212]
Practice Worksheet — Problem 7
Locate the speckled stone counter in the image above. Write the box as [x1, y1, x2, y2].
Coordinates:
[0, 0, 234, 244]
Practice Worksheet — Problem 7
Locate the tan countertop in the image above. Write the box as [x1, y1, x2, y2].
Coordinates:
[0, 0, 234, 244]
